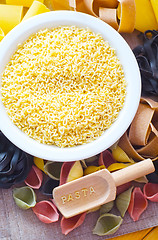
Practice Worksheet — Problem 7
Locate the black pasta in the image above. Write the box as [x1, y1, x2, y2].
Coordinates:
[133, 30, 158, 96]
[0, 131, 33, 189]
[146, 160, 158, 183]
[40, 177, 59, 196]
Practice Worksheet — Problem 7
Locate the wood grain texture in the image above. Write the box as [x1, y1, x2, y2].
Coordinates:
[110, 228, 153, 240]
[143, 227, 158, 240]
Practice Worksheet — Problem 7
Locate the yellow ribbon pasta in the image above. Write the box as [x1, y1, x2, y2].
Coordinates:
[0, 4, 23, 34]
[50, 0, 71, 10]
[134, 0, 158, 32]
[151, 0, 158, 23]
[6, 0, 44, 7]
[22, 0, 50, 21]
[0, 27, 5, 41]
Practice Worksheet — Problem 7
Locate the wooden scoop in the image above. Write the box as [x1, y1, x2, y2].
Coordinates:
[53, 159, 155, 218]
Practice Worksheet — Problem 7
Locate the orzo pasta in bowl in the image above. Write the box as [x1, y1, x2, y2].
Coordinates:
[0, 11, 141, 161]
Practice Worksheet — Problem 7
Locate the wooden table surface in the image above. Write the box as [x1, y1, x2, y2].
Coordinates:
[0, 30, 158, 240]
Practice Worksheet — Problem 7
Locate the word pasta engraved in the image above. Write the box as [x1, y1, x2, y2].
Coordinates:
[61, 186, 96, 204]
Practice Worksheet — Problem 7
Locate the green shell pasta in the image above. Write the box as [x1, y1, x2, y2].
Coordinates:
[100, 201, 114, 215]
[116, 186, 134, 217]
[93, 213, 123, 236]
[13, 186, 36, 209]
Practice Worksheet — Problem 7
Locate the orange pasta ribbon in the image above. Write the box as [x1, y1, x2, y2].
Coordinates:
[99, 8, 118, 30]
[82, 0, 135, 32]
[50, 0, 136, 33]
[117, 0, 136, 33]
[50, 0, 71, 10]
[118, 97, 158, 161]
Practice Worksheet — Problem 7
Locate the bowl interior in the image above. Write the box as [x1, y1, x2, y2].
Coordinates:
[0, 11, 141, 161]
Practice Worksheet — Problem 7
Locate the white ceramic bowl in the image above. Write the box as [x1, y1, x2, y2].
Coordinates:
[0, 11, 141, 162]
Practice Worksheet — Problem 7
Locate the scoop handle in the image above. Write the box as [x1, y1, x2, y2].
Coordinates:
[112, 158, 155, 187]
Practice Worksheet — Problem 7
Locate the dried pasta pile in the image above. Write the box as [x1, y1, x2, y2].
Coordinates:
[1, 26, 126, 147]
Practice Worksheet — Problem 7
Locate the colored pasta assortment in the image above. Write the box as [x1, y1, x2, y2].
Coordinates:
[0, 107, 158, 236]
[1, 26, 126, 147]
[0, 0, 158, 238]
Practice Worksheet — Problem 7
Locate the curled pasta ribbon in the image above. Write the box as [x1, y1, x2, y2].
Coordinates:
[134, 0, 158, 32]
[24, 165, 43, 189]
[44, 161, 63, 180]
[118, 97, 158, 161]
[99, 8, 118, 30]
[0, 4, 23, 34]
[52, 0, 135, 32]
[13, 186, 36, 209]
[22, 0, 50, 21]
[61, 212, 86, 235]
[83, 0, 135, 32]
[51, 0, 71, 10]
[0, 27, 4, 41]
[6, 0, 44, 7]
[143, 183, 158, 202]
[60, 161, 83, 185]
[84, 0, 118, 16]
[93, 213, 123, 236]
[128, 187, 148, 221]
[0, 131, 33, 189]
[117, 0, 136, 33]
[129, 103, 155, 146]
[151, 0, 158, 23]
[99, 149, 116, 168]
[32, 200, 59, 223]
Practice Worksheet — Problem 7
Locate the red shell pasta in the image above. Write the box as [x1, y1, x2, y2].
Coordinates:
[143, 183, 158, 202]
[61, 212, 86, 235]
[24, 165, 43, 189]
[32, 200, 59, 223]
[128, 187, 148, 221]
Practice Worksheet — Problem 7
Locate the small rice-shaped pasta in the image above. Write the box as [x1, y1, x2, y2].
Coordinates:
[1, 26, 126, 147]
